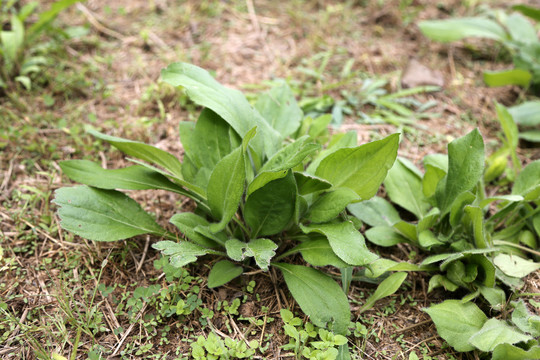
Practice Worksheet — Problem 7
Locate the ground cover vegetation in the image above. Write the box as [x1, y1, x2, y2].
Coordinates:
[1, 0, 539, 359]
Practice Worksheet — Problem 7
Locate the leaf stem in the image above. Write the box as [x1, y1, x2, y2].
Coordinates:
[493, 240, 540, 257]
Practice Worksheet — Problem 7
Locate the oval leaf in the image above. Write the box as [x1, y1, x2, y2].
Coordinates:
[423, 300, 487, 352]
[300, 222, 378, 266]
[359, 272, 407, 313]
[207, 146, 245, 233]
[54, 186, 166, 242]
[315, 134, 399, 199]
[436, 129, 484, 214]
[244, 170, 297, 237]
[306, 188, 360, 223]
[469, 318, 532, 352]
[207, 260, 243, 288]
[275, 263, 351, 334]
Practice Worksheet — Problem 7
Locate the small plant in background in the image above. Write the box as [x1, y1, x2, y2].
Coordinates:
[419, 4, 540, 90]
[191, 332, 258, 359]
[281, 309, 347, 360]
[0, 0, 81, 91]
[53, 62, 408, 357]
[350, 126, 540, 358]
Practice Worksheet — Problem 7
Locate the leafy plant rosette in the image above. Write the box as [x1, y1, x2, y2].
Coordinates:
[53, 62, 404, 339]
[418, 4, 540, 89]
[350, 127, 540, 357]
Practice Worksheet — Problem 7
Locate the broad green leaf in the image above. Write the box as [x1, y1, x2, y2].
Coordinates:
[59, 160, 188, 194]
[492, 344, 540, 360]
[513, 5, 540, 21]
[506, 13, 538, 43]
[436, 129, 484, 214]
[359, 272, 407, 313]
[306, 130, 357, 174]
[423, 153, 448, 172]
[519, 130, 540, 142]
[244, 171, 296, 237]
[446, 260, 478, 286]
[225, 238, 278, 270]
[512, 300, 540, 337]
[534, 214, 540, 238]
[449, 191, 475, 228]
[417, 208, 440, 234]
[207, 147, 245, 233]
[423, 300, 487, 352]
[294, 172, 332, 195]
[508, 101, 540, 127]
[469, 318, 532, 352]
[293, 237, 350, 268]
[384, 157, 430, 219]
[393, 221, 418, 243]
[365, 226, 408, 247]
[512, 160, 540, 200]
[484, 69, 533, 87]
[418, 230, 444, 249]
[225, 239, 245, 262]
[260, 136, 320, 173]
[464, 205, 488, 249]
[496, 102, 519, 151]
[479, 286, 506, 310]
[347, 196, 401, 227]
[493, 254, 540, 278]
[306, 188, 360, 223]
[152, 240, 208, 268]
[178, 121, 196, 159]
[169, 213, 218, 248]
[428, 275, 459, 292]
[161, 62, 281, 158]
[300, 222, 378, 266]
[243, 238, 278, 270]
[247, 170, 288, 196]
[274, 263, 351, 334]
[315, 134, 399, 199]
[207, 260, 243, 288]
[195, 225, 228, 246]
[418, 17, 507, 42]
[54, 186, 166, 242]
[190, 108, 235, 173]
[87, 128, 184, 179]
[255, 81, 302, 137]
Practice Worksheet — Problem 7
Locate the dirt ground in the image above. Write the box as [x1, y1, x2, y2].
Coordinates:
[1, 0, 539, 359]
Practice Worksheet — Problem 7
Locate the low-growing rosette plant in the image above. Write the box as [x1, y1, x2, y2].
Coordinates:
[350, 125, 540, 357]
[53, 63, 402, 341]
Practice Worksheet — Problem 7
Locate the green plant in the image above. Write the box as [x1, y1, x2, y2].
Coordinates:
[508, 101, 540, 143]
[0, 0, 81, 91]
[418, 4, 540, 90]
[53, 62, 404, 349]
[294, 76, 439, 131]
[350, 128, 540, 357]
[281, 309, 347, 360]
[191, 332, 258, 359]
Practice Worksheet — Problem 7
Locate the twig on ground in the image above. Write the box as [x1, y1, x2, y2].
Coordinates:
[136, 236, 151, 273]
[111, 303, 147, 356]
[76, 3, 125, 41]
